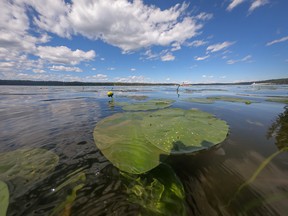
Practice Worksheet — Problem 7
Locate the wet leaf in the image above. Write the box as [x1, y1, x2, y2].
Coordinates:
[93, 112, 168, 174]
[93, 108, 229, 173]
[0, 180, 9, 216]
[121, 164, 187, 216]
[142, 108, 229, 154]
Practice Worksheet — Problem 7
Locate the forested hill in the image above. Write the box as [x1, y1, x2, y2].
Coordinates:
[0, 78, 287, 86]
[0, 80, 176, 86]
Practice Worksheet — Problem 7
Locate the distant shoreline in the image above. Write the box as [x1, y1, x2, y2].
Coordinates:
[0, 78, 287, 86]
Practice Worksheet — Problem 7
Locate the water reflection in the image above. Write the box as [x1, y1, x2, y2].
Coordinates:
[1, 85, 288, 216]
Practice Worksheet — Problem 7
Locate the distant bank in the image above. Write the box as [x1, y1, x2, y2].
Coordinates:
[0, 78, 287, 86]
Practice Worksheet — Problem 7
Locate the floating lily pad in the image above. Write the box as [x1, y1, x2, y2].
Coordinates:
[116, 99, 175, 111]
[266, 97, 288, 104]
[207, 96, 253, 104]
[183, 98, 215, 104]
[117, 95, 149, 100]
[0, 148, 59, 197]
[122, 164, 187, 215]
[0, 181, 9, 216]
[142, 108, 229, 154]
[93, 112, 168, 174]
[93, 108, 229, 173]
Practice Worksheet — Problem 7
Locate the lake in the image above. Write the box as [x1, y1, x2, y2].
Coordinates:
[0, 84, 288, 216]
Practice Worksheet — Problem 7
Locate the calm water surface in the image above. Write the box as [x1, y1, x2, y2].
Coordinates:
[0, 85, 288, 216]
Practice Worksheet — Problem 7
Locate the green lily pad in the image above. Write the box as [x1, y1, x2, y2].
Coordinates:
[93, 112, 168, 174]
[0, 148, 59, 197]
[0, 181, 9, 216]
[142, 108, 229, 154]
[116, 99, 175, 111]
[207, 96, 253, 104]
[117, 95, 149, 100]
[207, 96, 252, 104]
[266, 97, 288, 104]
[122, 164, 187, 215]
[183, 98, 215, 104]
[93, 108, 229, 173]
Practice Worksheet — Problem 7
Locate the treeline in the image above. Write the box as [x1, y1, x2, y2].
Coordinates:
[254, 78, 288, 85]
[0, 78, 287, 86]
[0, 79, 177, 86]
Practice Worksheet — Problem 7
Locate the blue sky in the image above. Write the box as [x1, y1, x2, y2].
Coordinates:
[1, 0, 287, 83]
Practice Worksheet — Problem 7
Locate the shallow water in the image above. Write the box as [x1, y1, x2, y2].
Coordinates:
[0, 85, 288, 216]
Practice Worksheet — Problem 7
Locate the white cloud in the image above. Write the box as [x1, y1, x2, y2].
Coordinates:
[49, 65, 83, 72]
[107, 67, 115, 71]
[33, 69, 46, 73]
[92, 67, 97, 71]
[194, 12, 213, 21]
[171, 42, 181, 51]
[130, 68, 136, 72]
[87, 74, 108, 81]
[37, 46, 95, 65]
[227, 55, 252, 64]
[194, 55, 210, 61]
[115, 75, 147, 83]
[25, 0, 208, 52]
[187, 40, 208, 47]
[248, 0, 269, 13]
[207, 41, 234, 53]
[227, 0, 245, 11]
[266, 36, 288, 46]
[161, 53, 175, 61]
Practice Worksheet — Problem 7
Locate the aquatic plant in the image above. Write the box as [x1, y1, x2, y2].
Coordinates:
[0, 181, 9, 216]
[107, 91, 114, 97]
[0, 148, 59, 215]
[266, 97, 288, 104]
[267, 106, 288, 150]
[121, 164, 187, 216]
[227, 147, 288, 208]
[184, 96, 253, 104]
[116, 99, 175, 111]
[93, 108, 229, 174]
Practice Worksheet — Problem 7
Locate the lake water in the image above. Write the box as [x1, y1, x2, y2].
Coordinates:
[0, 84, 288, 216]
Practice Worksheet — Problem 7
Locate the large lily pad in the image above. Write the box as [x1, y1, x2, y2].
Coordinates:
[93, 112, 168, 174]
[93, 108, 229, 174]
[266, 97, 288, 104]
[142, 108, 229, 154]
[116, 99, 175, 111]
[0, 181, 9, 216]
[0, 148, 59, 197]
[207, 96, 253, 104]
[122, 164, 187, 215]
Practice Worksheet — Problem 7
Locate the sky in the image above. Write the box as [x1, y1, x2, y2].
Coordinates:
[1, 0, 288, 84]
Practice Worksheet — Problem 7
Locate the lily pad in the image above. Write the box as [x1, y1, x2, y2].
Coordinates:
[183, 98, 215, 104]
[142, 108, 229, 154]
[93, 112, 168, 174]
[116, 99, 175, 111]
[93, 108, 229, 173]
[122, 164, 187, 215]
[207, 96, 253, 104]
[0, 181, 9, 216]
[0, 148, 59, 197]
[266, 97, 288, 104]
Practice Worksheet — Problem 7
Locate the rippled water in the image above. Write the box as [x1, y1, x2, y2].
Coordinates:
[0, 85, 288, 216]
